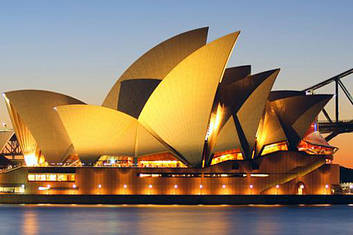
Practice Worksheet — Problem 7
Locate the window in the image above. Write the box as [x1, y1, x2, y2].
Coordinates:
[28, 173, 75, 182]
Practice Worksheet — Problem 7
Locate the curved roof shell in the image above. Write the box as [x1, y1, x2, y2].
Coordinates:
[3, 90, 85, 163]
[271, 93, 332, 146]
[213, 117, 241, 153]
[268, 90, 305, 101]
[256, 92, 332, 154]
[3, 99, 38, 165]
[55, 104, 168, 164]
[255, 102, 287, 154]
[205, 66, 251, 159]
[220, 65, 251, 87]
[235, 69, 279, 158]
[210, 69, 279, 160]
[139, 32, 239, 167]
[55, 105, 138, 163]
[117, 79, 161, 118]
[135, 123, 170, 158]
[102, 27, 209, 110]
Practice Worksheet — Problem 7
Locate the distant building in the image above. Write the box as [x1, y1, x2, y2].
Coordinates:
[0, 27, 338, 195]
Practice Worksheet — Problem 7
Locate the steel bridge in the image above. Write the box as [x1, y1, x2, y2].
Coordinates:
[0, 133, 22, 159]
[303, 68, 353, 141]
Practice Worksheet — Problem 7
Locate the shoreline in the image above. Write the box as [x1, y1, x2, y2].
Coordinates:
[0, 194, 352, 205]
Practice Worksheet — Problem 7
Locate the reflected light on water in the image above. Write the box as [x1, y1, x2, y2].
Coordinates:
[0, 204, 351, 234]
[22, 209, 38, 235]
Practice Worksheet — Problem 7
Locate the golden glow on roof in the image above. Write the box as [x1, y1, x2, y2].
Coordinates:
[103, 27, 208, 110]
[211, 149, 243, 165]
[236, 70, 279, 158]
[56, 104, 138, 163]
[255, 103, 287, 155]
[2, 28, 334, 168]
[135, 123, 169, 158]
[4, 90, 84, 163]
[269, 94, 332, 148]
[139, 32, 239, 167]
[261, 142, 288, 156]
[206, 103, 224, 141]
[213, 117, 241, 154]
[4, 96, 41, 166]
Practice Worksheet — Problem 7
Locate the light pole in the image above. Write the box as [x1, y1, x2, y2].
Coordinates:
[148, 184, 152, 195]
[72, 184, 77, 195]
[325, 184, 329, 194]
[98, 184, 102, 194]
[276, 184, 279, 195]
[123, 184, 127, 194]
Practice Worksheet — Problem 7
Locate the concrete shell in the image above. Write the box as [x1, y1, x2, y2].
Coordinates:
[135, 123, 169, 157]
[255, 102, 287, 154]
[102, 27, 209, 110]
[205, 66, 251, 160]
[139, 32, 239, 167]
[235, 69, 279, 158]
[4, 99, 38, 165]
[55, 105, 138, 163]
[271, 94, 332, 146]
[117, 79, 161, 118]
[3, 90, 85, 163]
[257, 92, 332, 153]
[211, 69, 279, 160]
[55, 104, 168, 164]
[213, 117, 241, 153]
[220, 65, 251, 87]
[221, 69, 279, 113]
[268, 90, 305, 101]
[292, 97, 332, 139]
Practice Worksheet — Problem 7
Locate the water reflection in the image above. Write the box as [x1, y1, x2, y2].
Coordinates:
[0, 205, 351, 235]
[22, 209, 38, 235]
[133, 206, 231, 234]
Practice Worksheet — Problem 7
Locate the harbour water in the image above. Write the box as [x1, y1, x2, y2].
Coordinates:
[0, 204, 352, 235]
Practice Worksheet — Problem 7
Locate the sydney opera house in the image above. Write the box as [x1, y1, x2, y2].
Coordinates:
[0, 27, 339, 196]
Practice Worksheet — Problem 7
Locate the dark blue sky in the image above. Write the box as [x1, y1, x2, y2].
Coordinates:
[0, 0, 352, 165]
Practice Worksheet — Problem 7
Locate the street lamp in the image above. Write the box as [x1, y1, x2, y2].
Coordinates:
[148, 184, 152, 195]
[275, 184, 279, 195]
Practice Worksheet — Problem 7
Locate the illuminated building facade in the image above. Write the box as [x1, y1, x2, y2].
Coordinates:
[0, 27, 339, 196]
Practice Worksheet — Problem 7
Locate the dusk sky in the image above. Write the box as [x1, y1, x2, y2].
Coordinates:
[1, 1, 352, 166]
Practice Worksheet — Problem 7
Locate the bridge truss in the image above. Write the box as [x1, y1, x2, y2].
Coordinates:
[303, 68, 353, 141]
